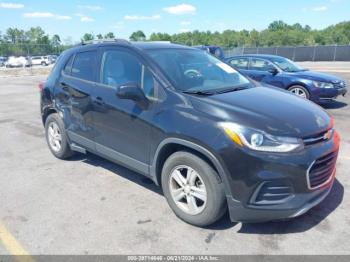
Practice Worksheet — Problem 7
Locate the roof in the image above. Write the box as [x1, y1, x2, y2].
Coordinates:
[132, 41, 193, 50]
[228, 54, 283, 60]
[74, 39, 192, 50]
[63, 40, 199, 57]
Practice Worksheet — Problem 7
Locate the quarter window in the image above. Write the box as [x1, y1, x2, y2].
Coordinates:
[71, 51, 97, 81]
[63, 55, 74, 75]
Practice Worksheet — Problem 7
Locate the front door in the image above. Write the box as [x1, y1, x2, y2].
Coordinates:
[91, 46, 162, 175]
[249, 58, 284, 88]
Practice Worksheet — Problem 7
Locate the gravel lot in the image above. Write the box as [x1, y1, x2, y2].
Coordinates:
[0, 63, 349, 255]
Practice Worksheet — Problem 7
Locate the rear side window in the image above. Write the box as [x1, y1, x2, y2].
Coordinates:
[229, 58, 248, 70]
[71, 51, 97, 82]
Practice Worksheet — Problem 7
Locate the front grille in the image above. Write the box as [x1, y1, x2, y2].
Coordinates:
[252, 181, 293, 205]
[303, 129, 333, 146]
[307, 151, 337, 190]
[333, 81, 346, 89]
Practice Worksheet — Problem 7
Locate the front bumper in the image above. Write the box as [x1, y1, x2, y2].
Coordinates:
[316, 87, 347, 101]
[227, 174, 334, 222]
[214, 130, 340, 223]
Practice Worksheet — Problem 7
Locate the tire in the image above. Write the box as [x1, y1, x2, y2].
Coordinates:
[45, 113, 74, 159]
[288, 85, 310, 100]
[41, 62, 47, 66]
[161, 151, 227, 227]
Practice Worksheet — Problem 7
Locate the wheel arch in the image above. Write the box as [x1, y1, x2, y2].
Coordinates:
[151, 138, 225, 187]
[287, 82, 310, 91]
[42, 107, 57, 125]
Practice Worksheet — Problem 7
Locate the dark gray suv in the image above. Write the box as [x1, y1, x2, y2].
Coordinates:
[40, 40, 340, 226]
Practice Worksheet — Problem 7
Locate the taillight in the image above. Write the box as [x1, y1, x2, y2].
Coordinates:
[38, 81, 45, 92]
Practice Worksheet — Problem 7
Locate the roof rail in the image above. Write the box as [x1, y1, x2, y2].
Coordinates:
[79, 38, 131, 46]
[144, 40, 188, 46]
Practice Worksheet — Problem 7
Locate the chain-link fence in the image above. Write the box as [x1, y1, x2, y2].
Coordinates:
[224, 45, 350, 61]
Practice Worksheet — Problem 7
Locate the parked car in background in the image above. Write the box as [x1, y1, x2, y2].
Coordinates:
[226, 54, 347, 103]
[194, 45, 225, 60]
[41, 40, 339, 227]
[5, 56, 29, 68]
[48, 55, 58, 64]
[29, 56, 51, 66]
[0, 57, 8, 67]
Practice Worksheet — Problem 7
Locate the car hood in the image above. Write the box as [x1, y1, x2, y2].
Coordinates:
[188, 87, 331, 138]
[290, 70, 342, 83]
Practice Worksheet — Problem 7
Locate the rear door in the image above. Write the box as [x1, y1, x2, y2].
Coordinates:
[32, 57, 40, 65]
[54, 49, 97, 150]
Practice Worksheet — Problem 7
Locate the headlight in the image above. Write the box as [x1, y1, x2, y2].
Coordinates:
[313, 81, 334, 89]
[220, 122, 303, 153]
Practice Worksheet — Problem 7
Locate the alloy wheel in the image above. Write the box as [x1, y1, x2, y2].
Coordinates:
[290, 87, 307, 98]
[48, 122, 62, 152]
[169, 165, 207, 215]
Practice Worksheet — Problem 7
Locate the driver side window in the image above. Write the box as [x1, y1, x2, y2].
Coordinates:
[100, 50, 158, 99]
[250, 58, 275, 72]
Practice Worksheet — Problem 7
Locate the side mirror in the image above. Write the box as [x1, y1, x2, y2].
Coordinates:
[268, 67, 279, 75]
[116, 82, 149, 108]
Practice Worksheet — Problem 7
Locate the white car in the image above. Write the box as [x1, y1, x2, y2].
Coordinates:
[29, 56, 51, 66]
[5, 56, 29, 68]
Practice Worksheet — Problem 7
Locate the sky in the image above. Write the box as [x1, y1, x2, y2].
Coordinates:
[0, 0, 349, 43]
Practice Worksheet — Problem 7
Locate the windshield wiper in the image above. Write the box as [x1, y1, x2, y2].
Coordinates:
[215, 86, 247, 94]
[182, 90, 214, 96]
[286, 69, 308, 73]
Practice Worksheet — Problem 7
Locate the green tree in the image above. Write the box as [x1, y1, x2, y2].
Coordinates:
[26, 27, 46, 42]
[6, 28, 26, 43]
[82, 33, 94, 42]
[104, 32, 115, 39]
[96, 34, 103, 40]
[129, 30, 146, 41]
[51, 35, 61, 47]
[268, 20, 289, 31]
[149, 32, 172, 41]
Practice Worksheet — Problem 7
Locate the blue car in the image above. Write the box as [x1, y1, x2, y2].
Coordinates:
[226, 54, 347, 103]
[195, 45, 225, 60]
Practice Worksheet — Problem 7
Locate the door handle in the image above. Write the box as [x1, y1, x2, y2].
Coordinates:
[93, 96, 106, 106]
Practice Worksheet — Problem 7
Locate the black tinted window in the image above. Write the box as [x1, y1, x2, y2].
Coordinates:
[71, 51, 96, 81]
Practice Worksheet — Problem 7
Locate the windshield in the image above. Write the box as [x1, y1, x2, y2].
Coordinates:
[146, 48, 251, 94]
[270, 57, 306, 72]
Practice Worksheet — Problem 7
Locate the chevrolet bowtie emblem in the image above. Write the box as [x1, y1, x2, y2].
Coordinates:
[323, 129, 333, 140]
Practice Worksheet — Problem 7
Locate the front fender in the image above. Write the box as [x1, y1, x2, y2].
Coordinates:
[150, 137, 234, 199]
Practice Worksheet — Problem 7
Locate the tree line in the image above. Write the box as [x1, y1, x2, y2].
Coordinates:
[149, 20, 350, 47]
[1, 20, 349, 56]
